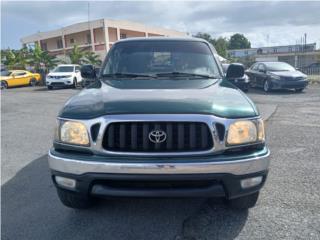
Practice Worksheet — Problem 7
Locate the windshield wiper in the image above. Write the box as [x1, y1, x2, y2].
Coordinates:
[101, 73, 157, 79]
[155, 72, 218, 79]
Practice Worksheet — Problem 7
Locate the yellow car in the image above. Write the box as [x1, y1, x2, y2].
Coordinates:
[0, 70, 41, 89]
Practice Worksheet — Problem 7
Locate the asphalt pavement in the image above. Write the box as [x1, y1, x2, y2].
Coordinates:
[1, 85, 320, 240]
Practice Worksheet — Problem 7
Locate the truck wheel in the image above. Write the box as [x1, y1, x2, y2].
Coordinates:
[57, 188, 93, 209]
[227, 191, 259, 209]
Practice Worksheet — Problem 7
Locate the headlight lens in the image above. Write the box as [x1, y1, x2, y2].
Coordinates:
[257, 119, 265, 141]
[270, 74, 281, 80]
[59, 121, 89, 145]
[227, 120, 257, 145]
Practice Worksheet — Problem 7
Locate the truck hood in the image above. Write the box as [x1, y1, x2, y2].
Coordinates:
[59, 79, 259, 119]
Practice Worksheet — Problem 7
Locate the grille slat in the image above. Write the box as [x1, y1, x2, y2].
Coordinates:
[189, 123, 196, 149]
[201, 124, 208, 148]
[178, 123, 185, 150]
[131, 123, 137, 150]
[142, 123, 149, 150]
[103, 122, 213, 153]
[119, 124, 126, 149]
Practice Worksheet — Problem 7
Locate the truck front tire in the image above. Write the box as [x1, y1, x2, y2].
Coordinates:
[227, 191, 260, 209]
[57, 188, 93, 209]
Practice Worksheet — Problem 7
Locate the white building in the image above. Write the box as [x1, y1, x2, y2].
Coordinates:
[228, 43, 317, 58]
[21, 19, 187, 61]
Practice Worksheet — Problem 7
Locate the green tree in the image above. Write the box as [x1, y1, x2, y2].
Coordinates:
[83, 51, 102, 66]
[194, 32, 229, 58]
[213, 37, 229, 58]
[68, 45, 84, 64]
[15, 46, 32, 69]
[228, 33, 251, 50]
[194, 32, 213, 44]
[41, 52, 59, 70]
[2, 49, 19, 69]
[28, 44, 58, 72]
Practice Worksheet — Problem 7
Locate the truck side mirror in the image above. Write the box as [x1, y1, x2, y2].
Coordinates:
[226, 63, 245, 79]
[81, 65, 96, 79]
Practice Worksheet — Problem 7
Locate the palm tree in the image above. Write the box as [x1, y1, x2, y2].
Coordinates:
[68, 45, 84, 64]
[41, 52, 59, 72]
[28, 44, 58, 72]
[83, 51, 102, 66]
[29, 43, 44, 71]
[2, 49, 19, 69]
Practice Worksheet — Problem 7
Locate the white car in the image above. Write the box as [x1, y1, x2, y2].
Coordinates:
[46, 64, 82, 90]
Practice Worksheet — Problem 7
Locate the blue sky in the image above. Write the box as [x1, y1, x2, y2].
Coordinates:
[2, 1, 320, 49]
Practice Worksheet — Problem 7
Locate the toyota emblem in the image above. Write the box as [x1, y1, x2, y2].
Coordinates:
[148, 130, 167, 143]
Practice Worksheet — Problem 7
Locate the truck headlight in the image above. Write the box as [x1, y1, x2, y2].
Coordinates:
[59, 121, 90, 146]
[227, 120, 264, 145]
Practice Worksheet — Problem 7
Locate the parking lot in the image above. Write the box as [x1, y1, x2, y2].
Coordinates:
[2, 85, 320, 240]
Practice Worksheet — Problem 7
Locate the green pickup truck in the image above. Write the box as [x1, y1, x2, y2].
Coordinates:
[48, 38, 270, 209]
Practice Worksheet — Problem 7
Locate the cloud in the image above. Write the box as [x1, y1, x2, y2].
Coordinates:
[1, 1, 320, 49]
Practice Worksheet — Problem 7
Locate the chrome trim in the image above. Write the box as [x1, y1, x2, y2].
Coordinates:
[48, 149, 270, 175]
[56, 114, 263, 157]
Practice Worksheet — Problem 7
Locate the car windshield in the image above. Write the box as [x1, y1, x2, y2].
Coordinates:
[102, 41, 221, 79]
[265, 62, 295, 71]
[0, 71, 12, 76]
[52, 66, 74, 73]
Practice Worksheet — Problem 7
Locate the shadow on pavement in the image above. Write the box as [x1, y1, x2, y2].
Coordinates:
[32, 87, 81, 92]
[248, 87, 304, 95]
[2, 155, 248, 240]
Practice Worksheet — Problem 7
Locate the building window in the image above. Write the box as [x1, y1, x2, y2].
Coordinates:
[244, 51, 248, 55]
[288, 47, 292, 52]
[86, 33, 91, 44]
[41, 42, 47, 51]
[57, 38, 63, 49]
[273, 48, 277, 53]
[120, 33, 127, 39]
[70, 38, 75, 44]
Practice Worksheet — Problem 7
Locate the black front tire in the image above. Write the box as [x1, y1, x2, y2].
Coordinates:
[1, 81, 8, 89]
[57, 188, 93, 209]
[227, 191, 260, 209]
[47, 86, 53, 90]
[263, 80, 271, 92]
[295, 88, 304, 93]
[29, 78, 37, 87]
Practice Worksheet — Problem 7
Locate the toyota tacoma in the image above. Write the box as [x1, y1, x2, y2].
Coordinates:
[48, 38, 270, 209]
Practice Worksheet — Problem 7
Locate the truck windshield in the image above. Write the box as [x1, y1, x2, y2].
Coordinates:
[102, 40, 221, 79]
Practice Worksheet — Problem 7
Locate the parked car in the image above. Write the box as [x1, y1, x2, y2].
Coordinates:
[307, 62, 320, 68]
[222, 63, 250, 92]
[46, 64, 82, 90]
[246, 61, 308, 92]
[48, 38, 269, 210]
[80, 64, 100, 87]
[0, 70, 41, 89]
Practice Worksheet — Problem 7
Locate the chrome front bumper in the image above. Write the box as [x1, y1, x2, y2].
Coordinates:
[48, 148, 270, 176]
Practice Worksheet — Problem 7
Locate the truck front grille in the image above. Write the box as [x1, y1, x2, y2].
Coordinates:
[102, 122, 213, 153]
